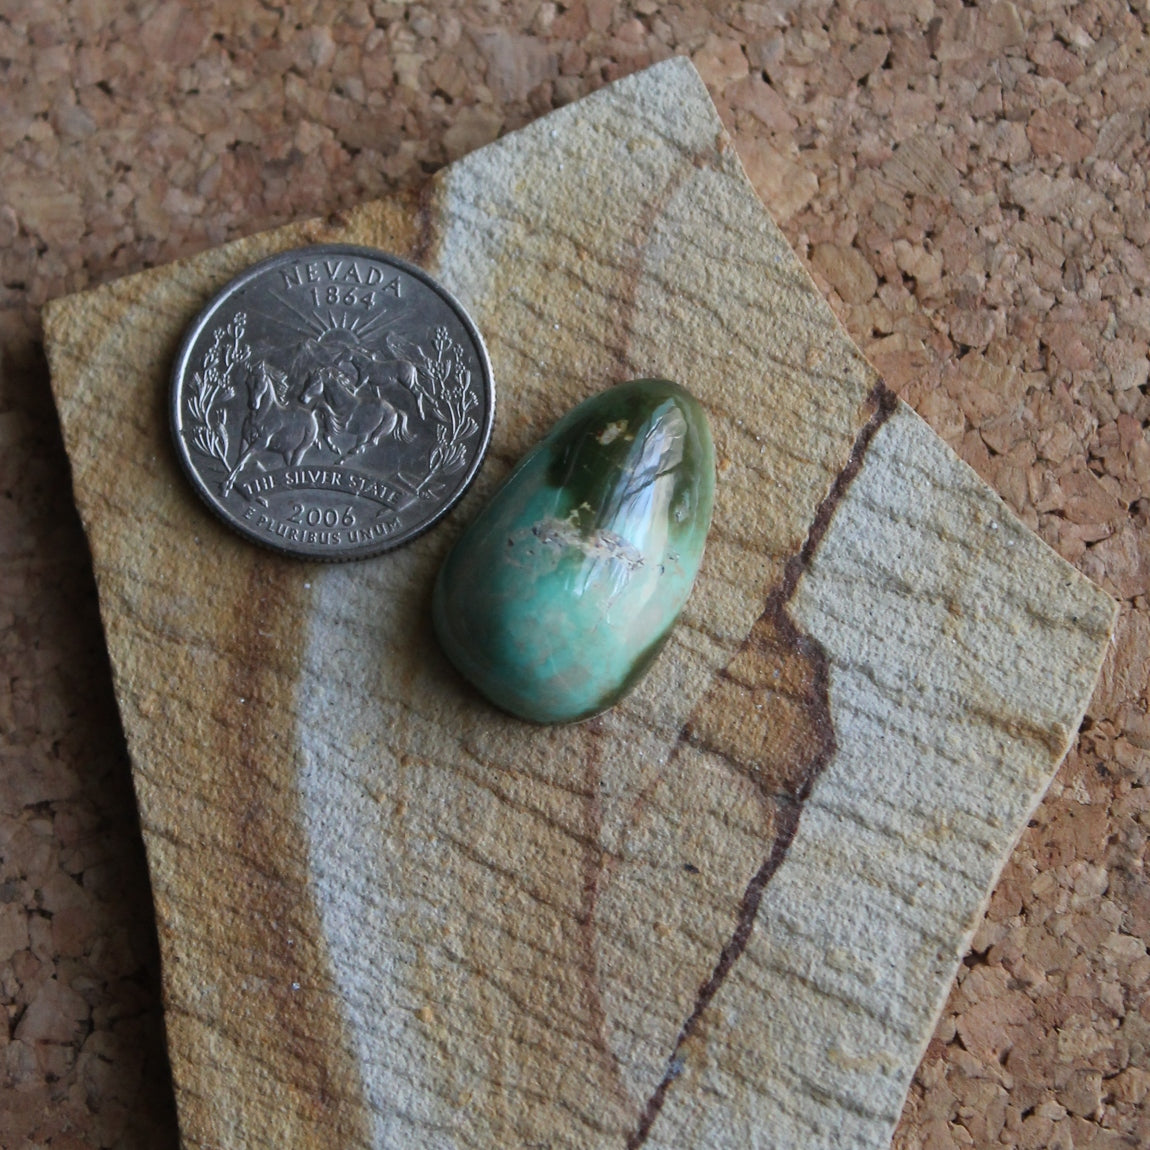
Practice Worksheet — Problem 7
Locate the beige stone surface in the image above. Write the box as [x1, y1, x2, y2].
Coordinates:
[43, 58, 1114, 1149]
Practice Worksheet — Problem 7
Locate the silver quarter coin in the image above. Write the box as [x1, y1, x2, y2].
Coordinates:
[170, 244, 495, 560]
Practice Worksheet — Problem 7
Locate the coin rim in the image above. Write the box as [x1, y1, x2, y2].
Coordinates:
[170, 243, 496, 562]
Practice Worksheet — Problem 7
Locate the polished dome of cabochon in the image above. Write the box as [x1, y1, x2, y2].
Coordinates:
[433, 379, 716, 724]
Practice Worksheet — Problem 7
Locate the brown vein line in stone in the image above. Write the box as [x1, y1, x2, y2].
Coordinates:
[626, 381, 899, 1149]
[783, 382, 900, 598]
[624, 799, 806, 1150]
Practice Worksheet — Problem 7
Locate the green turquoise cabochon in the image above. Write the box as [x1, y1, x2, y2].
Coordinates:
[433, 379, 715, 723]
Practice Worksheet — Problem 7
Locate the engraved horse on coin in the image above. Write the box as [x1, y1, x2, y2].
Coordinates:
[220, 359, 322, 496]
[302, 368, 416, 461]
[171, 245, 495, 559]
[297, 330, 417, 462]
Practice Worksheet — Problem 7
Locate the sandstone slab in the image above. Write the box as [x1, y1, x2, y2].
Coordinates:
[44, 59, 1115, 1149]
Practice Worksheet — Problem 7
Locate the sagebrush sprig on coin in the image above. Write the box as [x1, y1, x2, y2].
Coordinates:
[186, 314, 250, 467]
[420, 325, 480, 481]
[171, 245, 494, 559]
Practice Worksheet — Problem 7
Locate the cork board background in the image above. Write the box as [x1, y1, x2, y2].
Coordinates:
[2, 3, 1148, 1149]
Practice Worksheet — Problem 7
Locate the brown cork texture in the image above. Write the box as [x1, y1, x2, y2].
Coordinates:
[36, 54, 1118, 1148]
[2, 5, 1147, 1150]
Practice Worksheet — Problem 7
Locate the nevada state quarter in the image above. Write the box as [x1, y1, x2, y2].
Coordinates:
[170, 245, 495, 560]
